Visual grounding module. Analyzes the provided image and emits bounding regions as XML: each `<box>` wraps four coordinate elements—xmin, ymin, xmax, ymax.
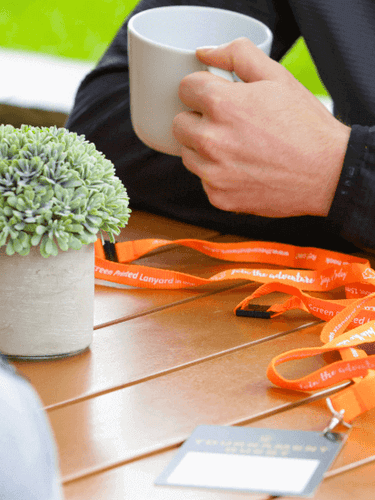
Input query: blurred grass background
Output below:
<box><xmin>0</xmin><ymin>0</ymin><xmax>328</xmax><ymax>96</ymax></box>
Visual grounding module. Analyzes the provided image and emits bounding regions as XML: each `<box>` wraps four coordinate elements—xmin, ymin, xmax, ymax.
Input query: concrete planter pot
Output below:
<box><xmin>0</xmin><ymin>243</ymin><xmax>94</xmax><ymax>359</ymax></box>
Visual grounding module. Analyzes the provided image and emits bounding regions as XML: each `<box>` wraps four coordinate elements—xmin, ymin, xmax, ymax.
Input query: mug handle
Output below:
<box><xmin>207</xmin><ymin>66</ymin><xmax>235</xmax><ymax>82</ymax></box>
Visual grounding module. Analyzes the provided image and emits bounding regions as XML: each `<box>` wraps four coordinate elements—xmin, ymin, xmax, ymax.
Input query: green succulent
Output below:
<box><xmin>0</xmin><ymin>124</ymin><xmax>131</xmax><ymax>257</ymax></box>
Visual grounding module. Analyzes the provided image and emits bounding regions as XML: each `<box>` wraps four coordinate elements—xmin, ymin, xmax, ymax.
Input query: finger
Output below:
<box><xmin>174</xmin><ymin>109</ymin><xmax>226</xmax><ymax>162</ymax></box>
<box><xmin>179</xmin><ymin>148</ymin><xmax>238</xmax><ymax>212</ymax></box>
<box><xmin>178</xmin><ymin>70</ymin><xmax>232</xmax><ymax>115</ymax></box>
<box><xmin>196</xmin><ymin>37</ymin><xmax>284</xmax><ymax>83</ymax></box>
<box><xmin>179</xmin><ymin>144</ymin><xmax>219</xmax><ymax>189</ymax></box>
<box><xmin>172</xmin><ymin>110</ymin><xmax>204</xmax><ymax>152</ymax></box>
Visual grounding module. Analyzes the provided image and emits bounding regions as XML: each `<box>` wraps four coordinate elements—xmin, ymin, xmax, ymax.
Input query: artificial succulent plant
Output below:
<box><xmin>0</xmin><ymin>124</ymin><xmax>130</xmax><ymax>257</ymax></box>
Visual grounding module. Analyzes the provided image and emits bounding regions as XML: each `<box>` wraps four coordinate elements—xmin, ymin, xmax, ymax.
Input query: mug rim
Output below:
<box><xmin>127</xmin><ymin>5</ymin><xmax>273</xmax><ymax>54</ymax></box>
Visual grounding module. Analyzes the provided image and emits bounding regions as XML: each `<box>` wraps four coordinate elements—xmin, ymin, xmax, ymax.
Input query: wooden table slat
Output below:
<box><xmin>46</xmin><ymin>324</ymin><xmax>345</xmax><ymax>482</ymax></box>
<box><xmin>8</xmin><ymin>208</ymin><xmax>374</xmax><ymax>499</ymax></box>
<box><xmin>14</xmin><ymin>287</ymin><xmax>318</xmax><ymax>408</ymax></box>
<box><xmin>63</xmin><ymin>447</ymin><xmax>268</xmax><ymax>500</ymax></box>
<box><xmin>115</xmin><ymin>210</ymin><xmax>220</xmax><ymax>242</ymax></box>
<box><xmin>62</xmin><ymin>396</ymin><xmax>375</xmax><ymax>499</ymax></box>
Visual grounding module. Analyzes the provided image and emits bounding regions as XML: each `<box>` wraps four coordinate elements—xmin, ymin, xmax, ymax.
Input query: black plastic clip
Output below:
<box><xmin>235</xmin><ymin>304</ymin><xmax>272</xmax><ymax>319</ymax></box>
<box><xmin>103</xmin><ymin>241</ymin><xmax>118</xmax><ymax>262</ymax></box>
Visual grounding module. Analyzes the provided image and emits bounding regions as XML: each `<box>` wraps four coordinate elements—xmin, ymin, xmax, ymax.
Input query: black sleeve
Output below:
<box><xmin>328</xmin><ymin>125</ymin><xmax>375</xmax><ymax>251</ymax></box>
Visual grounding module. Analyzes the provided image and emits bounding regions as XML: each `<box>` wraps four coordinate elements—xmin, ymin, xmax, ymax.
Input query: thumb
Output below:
<box><xmin>196</xmin><ymin>37</ymin><xmax>282</xmax><ymax>83</ymax></box>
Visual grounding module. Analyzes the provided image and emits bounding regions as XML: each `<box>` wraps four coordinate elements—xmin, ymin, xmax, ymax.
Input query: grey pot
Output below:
<box><xmin>0</xmin><ymin>243</ymin><xmax>94</xmax><ymax>359</ymax></box>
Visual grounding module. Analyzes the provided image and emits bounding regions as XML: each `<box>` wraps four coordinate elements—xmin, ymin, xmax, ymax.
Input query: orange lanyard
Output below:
<box><xmin>95</xmin><ymin>238</ymin><xmax>373</xmax><ymax>292</ymax></box>
<box><xmin>95</xmin><ymin>238</ymin><xmax>375</xmax><ymax>427</ymax></box>
<box><xmin>266</xmin><ymin>291</ymin><xmax>375</xmax><ymax>426</ymax></box>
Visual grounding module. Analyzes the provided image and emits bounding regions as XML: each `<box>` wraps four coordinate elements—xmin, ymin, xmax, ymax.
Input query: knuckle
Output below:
<box><xmin>231</xmin><ymin>37</ymin><xmax>250</xmax><ymax>51</ymax></box>
<box><xmin>277</xmin><ymin>62</ymin><xmax>297</xmax><ymax>84</ymax></box>
<box><xmin>171</xmin><ymin>115</ymin><xmax>180</xmax><ymax>136</ymax></box>
<box><xmin>180</xmin><ymin>71</ymin><xmax>208</xmax><ymax>96</ymax></box>
<box><xmin>204</xmin><ymin>185</ymin><xmax>236</xmax><ymax>212</ymax></box>
<box><xmin>204</xmin><ymin>188</ymin><xmax>225</xmax><ymax>210</ymax></box>
<box><xmin>204</xmin><ymin>89</ymin><xmax>227</xmax><ymax>118</ymax></box>
<box><xmin>195</xmin><ymin>129</ymin><xmax>220</xmax><ymax>160</ymax></box>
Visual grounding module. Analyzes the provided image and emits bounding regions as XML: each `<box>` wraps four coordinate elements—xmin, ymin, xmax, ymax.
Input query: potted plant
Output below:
<box><xmin>0</xmin><ymin>124</ymin><xmax>130</xmax><ymax>358</ymax></box>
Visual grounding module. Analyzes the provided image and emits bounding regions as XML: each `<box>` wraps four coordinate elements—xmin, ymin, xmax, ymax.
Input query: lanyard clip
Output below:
<box><xmin>323</xmin><ymin>397</ymin><xmax>352</xmax><ymax>436</ymax></box>
<box><xmin>103</xmin><ymin>241</ymin><xmax>118</xmax><ymax>262</ymax></box>
<box><xmin>235</xmin><ymin>304</ymin><xmax>272</xmax><ymax>319</ymax></box>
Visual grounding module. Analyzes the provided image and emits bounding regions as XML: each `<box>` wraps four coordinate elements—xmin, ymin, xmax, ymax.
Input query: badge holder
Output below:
<box><xmin>156</xmin><ymin>421</ymin><xmax>350</xmax><ymax>498</ymax></box>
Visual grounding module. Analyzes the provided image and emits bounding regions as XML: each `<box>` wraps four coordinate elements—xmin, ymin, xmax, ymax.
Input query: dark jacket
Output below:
<box><xmin>66</xmin><ymin>0</ymin><xmax>375</xmax><ymax>252</ymax></box>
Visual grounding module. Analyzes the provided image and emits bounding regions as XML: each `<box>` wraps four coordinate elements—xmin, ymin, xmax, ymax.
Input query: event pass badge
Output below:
<box><xmin>155</xmin><ymin>425</ymin><xmax>346</xmax><ymax>497</ymax></box>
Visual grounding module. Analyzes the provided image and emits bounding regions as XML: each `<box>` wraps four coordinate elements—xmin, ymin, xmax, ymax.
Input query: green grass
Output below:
<box><xmin>281</xmin><ymin>38</ymin><xmax>329</xmax><ymax>97</ymax></box>
<box><xmin>1</xmin><ymin>0</ymin><xmax>328</xmax><ymax>96</ymax></box>
<box><xmin>0</xmin><ymin>0</ymin><xmax>138</xmax><ymax>61</ymax></box>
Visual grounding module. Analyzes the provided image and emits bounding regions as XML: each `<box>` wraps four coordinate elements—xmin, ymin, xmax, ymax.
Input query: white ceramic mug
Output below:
<box><xmin>127</xmin><ymin>6</ymin><xmax>273</xmax><ymax>156</ymax></box>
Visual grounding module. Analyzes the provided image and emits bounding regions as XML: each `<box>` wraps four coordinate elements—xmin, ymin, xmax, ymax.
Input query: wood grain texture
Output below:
<box><xmin>14</xmin><ymin>286</ymin><xmax>317</xmax><ymax>408</ymax></box>
<box><xmin>63</xmin><ymin>398</ymin><xmax>375</xmax><ymax>499</ymax></box>
<box><xmin>47</xmin><ymin>324</ymin><xmax>341</xmax><ymax>482</ymax></box>
<box><xmin>9</xmin><ymin>210</ymin><xmax>374</xmax><ymax>500</ymax></box>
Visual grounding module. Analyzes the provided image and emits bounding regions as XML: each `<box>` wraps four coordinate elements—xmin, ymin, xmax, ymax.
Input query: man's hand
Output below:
<box><xmin>172</xmin><ymin>38</ymin><xmax>351</xmax><ymax>218</ymax></box>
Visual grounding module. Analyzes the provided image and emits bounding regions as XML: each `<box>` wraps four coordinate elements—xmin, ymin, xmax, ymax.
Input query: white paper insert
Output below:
<box><xmin>167</xmin><ymin>451</ymin><xmax>319</xmax><ymax>494</ymax></box>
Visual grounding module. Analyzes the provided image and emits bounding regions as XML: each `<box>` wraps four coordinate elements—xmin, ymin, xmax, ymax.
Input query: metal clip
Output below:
<box><xmin>323</xmin><ymin>397</ymin><xmax>352</xmax><ymax>436</ymax></box>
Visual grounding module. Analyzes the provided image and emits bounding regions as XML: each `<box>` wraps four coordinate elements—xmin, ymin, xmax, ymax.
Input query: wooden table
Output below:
<box><xmin>12</xmin><ymin>210</ymin><xmax>375</xmax><ymax>499</ymax></box>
